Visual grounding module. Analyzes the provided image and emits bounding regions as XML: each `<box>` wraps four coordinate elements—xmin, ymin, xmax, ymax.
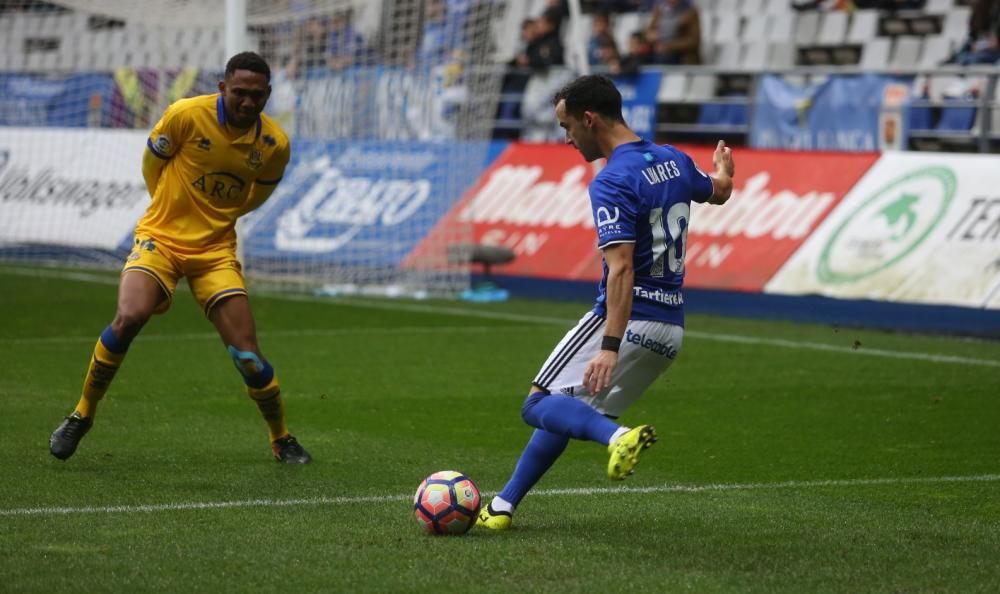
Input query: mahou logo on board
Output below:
<box><xmin>406</xmin><ymin>143</ymin><xmax>879</xmax><ymax>289</ymax></box>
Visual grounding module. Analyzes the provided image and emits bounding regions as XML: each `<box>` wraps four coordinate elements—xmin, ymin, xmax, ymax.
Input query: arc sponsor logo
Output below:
<box><xmin>275</xmin><ymin>156</ymin><xmax>431</xmax><ymax>253</ymax></box>
<box><xmin>817</xmin><ymin>166</ymin><xmax>956</xmax><ymax>284</ymax></box>
<box><xmin>192</xmin><ymin>172</ymin><xmax>247</xmax><ymax>201</ymax></box>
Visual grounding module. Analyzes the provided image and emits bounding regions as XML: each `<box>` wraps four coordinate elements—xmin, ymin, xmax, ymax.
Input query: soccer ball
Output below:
<box><xmin>413</xmin><ymin>470</ymin><xmax>482</xmax><ymax>535</ymax></box>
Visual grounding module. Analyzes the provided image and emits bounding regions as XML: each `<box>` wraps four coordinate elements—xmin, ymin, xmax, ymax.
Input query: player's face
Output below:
<box><xmin>219</xmin><ymin>70</ymin><xmax>271</xmax><ymax>129</ymax></box>
<box><xmin>555</xmin><ymin>100</ymin><xmax>600</xmax><ymax>162</ymax></box>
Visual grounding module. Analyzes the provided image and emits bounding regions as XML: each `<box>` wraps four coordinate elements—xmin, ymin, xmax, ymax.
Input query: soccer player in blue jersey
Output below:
<box><xmin>478</xmin><ymin>74</ymin><xmax>734</xmax><ymax>530</ymax></box>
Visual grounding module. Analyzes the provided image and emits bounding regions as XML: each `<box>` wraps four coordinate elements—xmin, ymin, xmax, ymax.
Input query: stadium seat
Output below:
<box><xmin>769</xmin><ymin>43</ymin><xmax>796</xmax><ymax>69</ymax></box>
<box><xmin>794</xmin><ymin>12</ymin><xmax>820</xmax><ymax>46</ymax></box>
<box><xmin>924</xmin><ymin>0</ymin><xmax>954</xmax><ymax>13</ymax></box>
<box><xmin>937</xmin><ymin>104</ymin><xmax>976</xmax><ymax>131</ymax></box>
<box><xmin>712</xmin><ymin>12</ymin><xmax>740</xmax><ymax>44</ymax></box>
<box><xmin>697</xmin><ymin>98</ymin><xmax>747</xmax><ymax>127</ymax></box>
<box><xmin>941</xmin><ymin>8</ymin><xmax>972</xmax><ymax>44</ymax></box>
<box><xmin>658</xmin><ymin>72</ymin><xmax>689</xmax><ymax>102</ymax></box>
<box><xmin>890</xmin><ymin>36</ymin><xmax>922</xmax><ymax>70</ymax></box>
<box><xmin>739</xmin><ymin>0</ymin><xmax>765</xmax><ymax>16</ymax></box>
<box><xmin>817</xmin><ymin>11</ymin><xmax>848</xmax><ymax>46</ymax></box>
<box><xmin>742</xmin><ymin>41</ymin><xmax>769</xmax><ymax>70</ymax></box>
<box><xmin>743</xmin><ymin>15</ymin><xmax>770</xmax><ymax>42</ymax></box>
<box><xmin>715</xmin><ymin>42</ymin><xmax>743</xmax><ymax>69</ymax></box>
<box><xmin>920</xmin><ymin>36</ymin><xmax>953</xmax><ymax>68</ymax></box>
<box><xmin>766</xmin><ymin>12</ymin><xmax>795</xmax><ymax>42</ymax></box>
<box><xmin>847</xmin><ymin>10</ymin><xmax>879</xmax><ymax>45</ymax></box>
<box><xmin>686</xmin><ymin>73</ymin><xmax>717</xmax><ymax>101</ymax></box>
<box><xmin>762</xmin><ymin>0</ymin><xmax>788</xmax><ymax>14</ymax></box>
<box><xmin>908</xmin><ymin>104</ymin><xmax>935</xmax><ymax>131</ymax></box>
<box><xmin>860</xmin><ymin>38</ymin><xmax>891</xmax><ymax>70</ymax></box>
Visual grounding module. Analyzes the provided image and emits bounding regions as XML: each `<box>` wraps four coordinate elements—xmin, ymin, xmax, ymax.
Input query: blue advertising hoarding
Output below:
<box><xmin>613</xmin><ymin>70</ymin><xmax>662</xmax><ymax>141</ymax></box>
<box><xmin>240</xmin><ymin>139</ymin><xmax>507</xmax><ymax>271</ymax></box>
<box><xmin>0</xmin><ymin>73</ymin><xmax>114</xmax><ymax>127</ymax></box>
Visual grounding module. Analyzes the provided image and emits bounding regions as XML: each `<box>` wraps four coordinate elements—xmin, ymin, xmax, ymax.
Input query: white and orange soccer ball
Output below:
<box><xmin>413</xmin><ymin>470</ymin><xmax>482</xmax><ymax>535</ymax></box>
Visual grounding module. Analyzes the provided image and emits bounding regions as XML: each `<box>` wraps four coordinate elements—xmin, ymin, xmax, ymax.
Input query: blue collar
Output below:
<box><xmin>216</xmin><ymin>94</ymin><xmax>262</xmax><ymax>141</ymax></box>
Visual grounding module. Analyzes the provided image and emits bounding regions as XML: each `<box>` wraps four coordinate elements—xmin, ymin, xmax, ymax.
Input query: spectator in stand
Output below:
<box><xmin>326</xmin><ymin>9</ymin><xmax>366</xmax><ymax>70</ymax></box>
<box><xmin>515</xmin><ymin>11</ymin><xmax>564</xmax><ymax>71</ymax></box>
<box><xmin>419</xmin><ymin>0</ymin><xmax>460</xmax><ymax>65</ymax></box>
<box><xmin>622</xmin><ymin>31</ymin><xmax>652</xmax><ymax>72</ymax></box>
<box><xmin>543</xmin><ymin>0</ymin><xmax>570</xmax><ymax>30</ymax></box>
<box><xmin>286</xmin><ymin>16</ymin><xmax>327</xmax><ymax>78</ymax></box>
<box><xmin>625</xmin><ymin>30</ymin><xmax>654</xmax><ymax>66</ymax></box>
<box><xmin>511</xmin><ymin>18</ymin><xmax>537</xmax><ymax>65</ymax></box>
<box><xmin>645</xmin><ymin>0</ymin><xmax>702</xmax><ymax>65</ymax></box>
<box><xmin>953</xmin><ymin>0</ymin><xmax>1000</xmax><ymax>65</ymax></box>
<box><xmin>594</xmin><ymin>0</ymin><xmax>647</xmax><ymax>12</ymax></box>
<box><xmin>588</xmin><ymin>12</ymin><xmax>613</xmax><ymax>66</ymax></box>
<box><xmin>595</xmin><ymin>33</ymin><xmax>643</xmax><ymax>78</ymax></box>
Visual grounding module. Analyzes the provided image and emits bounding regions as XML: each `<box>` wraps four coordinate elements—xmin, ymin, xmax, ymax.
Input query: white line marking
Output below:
<box><xmin>682</xmin><ymin>331</ymin><xmax>1000</xmax><ymax>368</ymax></box>
<box><xmin>1</xmin><ymin>266</ymin><xmax>120</xmax><ymax>286</ymax></box>
<box><xmin>2</xmin><ymin>474</ymin><xmax>997</xmax><ymax>518</ymax></box>
<box><xmin>0</xmin><ymin>325</ymin><xmax>533</xmax><ymax>346</ymax></box>
<box><xmin>3</xmin><ymin>266</ymin><xmax>998</xmax><ymax>368</ymax></box>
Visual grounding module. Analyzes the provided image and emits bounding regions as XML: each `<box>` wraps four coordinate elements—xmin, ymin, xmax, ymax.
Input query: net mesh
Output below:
<box><xmin>0</xmin><ymin>0</ymin><xmax>508</xmax><ymax>297</ymax></box>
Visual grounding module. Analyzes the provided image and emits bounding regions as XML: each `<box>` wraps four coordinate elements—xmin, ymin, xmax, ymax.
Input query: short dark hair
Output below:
<box><xmin>552</xmin><ymin>74</ymin><xmax>625</xmax><ymax>123</ymax></box>
<box><xmin>225</xmin><ymin>51</ymin><xmax>271</xmax><ymax>82</ymax></box>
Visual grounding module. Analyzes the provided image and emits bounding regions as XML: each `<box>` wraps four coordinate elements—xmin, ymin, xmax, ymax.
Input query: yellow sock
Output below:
<box><xmin>75</xmin><ymin>336</ymin><xmax>127</xmax><ymax>419</ymax></box>
<box><xmin>247</xmin><ymin>375</ymin><xmax>288</xmax><ymax>442</ymax></box>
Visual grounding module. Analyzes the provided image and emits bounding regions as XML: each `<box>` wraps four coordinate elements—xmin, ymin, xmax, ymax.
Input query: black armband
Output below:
<box><xmin>601</xmin><ymin>335</ymin><xmax>622</xmax><ymax>352</ymax></box>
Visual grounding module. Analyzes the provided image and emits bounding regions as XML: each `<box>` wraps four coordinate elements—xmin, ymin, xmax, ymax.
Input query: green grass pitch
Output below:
<box><xmin>1</xmin><ymin>265</ymin><xmax>998</xmax><ymax>593</ymax></box>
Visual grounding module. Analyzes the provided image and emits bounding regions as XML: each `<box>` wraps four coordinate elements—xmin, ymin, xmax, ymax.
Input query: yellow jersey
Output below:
<box><xmin>137</xmin><ymin>94</ymin><xmax>290</xmax><ymax>252</ymax></box>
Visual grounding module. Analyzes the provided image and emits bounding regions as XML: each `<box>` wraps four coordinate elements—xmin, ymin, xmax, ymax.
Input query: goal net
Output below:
<box><xmin>0</xmin><ymin>0</ymin><xmax>507</xmax><ymax>297</ymax></box>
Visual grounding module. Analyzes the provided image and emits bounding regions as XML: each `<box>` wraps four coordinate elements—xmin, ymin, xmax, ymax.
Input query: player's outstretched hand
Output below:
<box><xmin>713</xmin><ymin>140</ymin><xmax>734</xmax><ymax>178</ymax></box>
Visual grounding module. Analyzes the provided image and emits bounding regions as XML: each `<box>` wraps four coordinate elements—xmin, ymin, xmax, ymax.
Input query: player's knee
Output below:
<box><xmin>520</xmin><ymin>391</ymin><xmax>548</xmax><ymax>424</ymax></box>
<box><xmin>111</xmin><ymin>309</ymin><xmax>151</xmax><ymax>339</ymax></box>
<box><xmin>227</xmin><ymin>345</ymin><xmax>274</xmax><ymax>388</ymax></box>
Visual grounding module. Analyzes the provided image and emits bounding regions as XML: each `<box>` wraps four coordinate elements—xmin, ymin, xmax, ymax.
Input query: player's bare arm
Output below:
<box><xmin>708</xmin><ymin>139</ymin><xmax>734</xmax><ymax>205</ymax></box>
<box><xmin>584</xmin><ymin>241</ymin><xmax>635</xmax><ymax>395</ymax></box>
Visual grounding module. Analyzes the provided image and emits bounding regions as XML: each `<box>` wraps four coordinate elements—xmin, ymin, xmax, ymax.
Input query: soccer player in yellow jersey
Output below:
<box><xmin>49</xmin><ymin>52</ymin><xmax>311</xmax><ymax>464</ymax></box>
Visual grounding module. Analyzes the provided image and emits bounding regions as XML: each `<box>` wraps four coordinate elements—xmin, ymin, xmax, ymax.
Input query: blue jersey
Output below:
<box><xmin>590</xmin><ymin>140</ymin><xmax>714</xmax><ymax>326</ymax></box>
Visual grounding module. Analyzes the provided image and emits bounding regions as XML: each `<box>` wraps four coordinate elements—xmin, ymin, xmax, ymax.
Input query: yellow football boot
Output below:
<box><xmin>476</xmin><ymin>502</ymin><xmax>513</xmax><ymax>531</ymax></box>
<box><xmin>607</xmin><ymin>424</ymin><xmax>657</xmax><ymax>480</ymax></box>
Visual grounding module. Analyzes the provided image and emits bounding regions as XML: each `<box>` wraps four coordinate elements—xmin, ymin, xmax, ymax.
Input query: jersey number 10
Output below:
<box><xmin>649</xmin><ymin>204</ymin><xmax>690</xmax><ymax>278</ymax></box>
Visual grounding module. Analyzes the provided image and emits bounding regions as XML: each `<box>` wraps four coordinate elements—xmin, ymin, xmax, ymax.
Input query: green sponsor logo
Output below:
<box><xmin>818</xmin><ymin>167</ymin><xmax>956</xmax><ymax>284</ymax></box>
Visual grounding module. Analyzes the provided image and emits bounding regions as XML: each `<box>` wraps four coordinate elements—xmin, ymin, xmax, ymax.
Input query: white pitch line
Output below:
<box><xmin>0</xmin><ymin>325</ymin><xmax>534</xmax><ymax>346</ymax></box>
<box><xmin>2</xmin><ymin>474</ymin><xmax>998</xmax><ymax>518</ymax></box>
<box><xmin>682</xmin><ymin>331</ymin><xmax>1000</xmax><ymax>368</ymax></box>
<box><xmin>1</xmin><ymin>266</ymin><xmax>120</xmax><ymax>286</ymax></box>
<box><xmin>3</xmin><ymin>266</ymin><xmax>999</xmax><ymax>368</ymax></box>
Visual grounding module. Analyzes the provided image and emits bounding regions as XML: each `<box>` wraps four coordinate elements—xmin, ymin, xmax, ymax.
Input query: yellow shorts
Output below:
<box><xmin>122</xmin><ymin>235</ymin><xmax>248</xmax><ymax>316</ymax></box>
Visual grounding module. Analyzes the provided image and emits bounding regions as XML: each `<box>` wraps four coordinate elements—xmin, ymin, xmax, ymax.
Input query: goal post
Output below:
<box><xmin>0</xmin><ymin>0</ymin><xmax>509</xmax><ymax>297</ymax></box>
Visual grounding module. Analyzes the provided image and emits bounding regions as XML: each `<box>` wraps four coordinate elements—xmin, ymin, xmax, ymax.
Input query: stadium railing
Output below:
<box><xmin>493</xmin><ymin>64</ymin><xmax>1000</xmax><ymax>154</ymax></box>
